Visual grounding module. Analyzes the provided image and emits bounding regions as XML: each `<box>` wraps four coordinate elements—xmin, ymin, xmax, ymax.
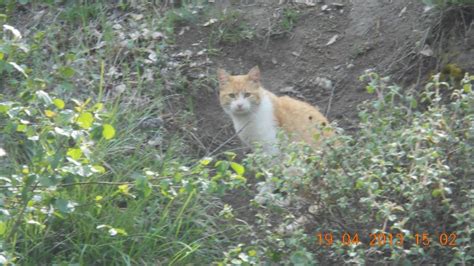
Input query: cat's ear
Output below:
<box><xmin>217</xmin><ymin>68</ymin><xmax>230</xmax><ymax>87</ymax></box>
<box><xmin>248</xmin><ymin>66</ymin><xmax>260</xmax><ymax>82</ymax></box>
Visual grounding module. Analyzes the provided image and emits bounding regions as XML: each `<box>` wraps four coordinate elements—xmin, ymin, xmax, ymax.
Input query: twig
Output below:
<box><xmin>324</xmin><ymin>80</ymin><xmax>340</xmax><ymax>117</ymax></box>
<box><xmin>0</xmin><ymin>181</ymin><xmax>133</xmax><ymax>189</ymax></box>
<box><xmin>6</xmin><ymin>182</ymin><xmax>39</xmax><ymax>242</ymax></box>
<box><xmin>202</xmin><ymin>120</ymin><xmax>250</xmax><ymax>159</ymax></box>
<box><xmin>181</xmin><ymin>126</ymin><xmax>207</xmax><ymax>152</ymax></box>
<box><xmin>206</xmin><ymin>125</ymin><xmax>232</xmax><ymax>154</ymax></box>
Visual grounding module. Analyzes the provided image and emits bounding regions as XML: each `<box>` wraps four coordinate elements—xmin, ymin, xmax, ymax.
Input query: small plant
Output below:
<box><xmin>162</xmin><ymin>7</ymin><xmax>198</xmax><ymax>36</ymax></box>
<box><xmin>280</xmin><ymin>8</ymin><xmax>299</xmax><ymax>31</ymax></box>
<box><xmin>59</xmin><ymin>1</ymin><xmax>104</xmax><ymax>26</ymax></box>
<box><xmin>209</xmin><ymin>10</ymin><xmax>254</xmax><ymax>46</ymax></box>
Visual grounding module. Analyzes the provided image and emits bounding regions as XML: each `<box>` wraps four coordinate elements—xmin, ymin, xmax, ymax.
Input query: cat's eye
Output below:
<box><xmin>228</xmin><ymin>93</ymin><xmax>236</xmax><ymax>98</ymax></box>
<box><xmin>244</xmin><ymin>93</ymin><xmax>252</xmax><ymax>98</ymax></box>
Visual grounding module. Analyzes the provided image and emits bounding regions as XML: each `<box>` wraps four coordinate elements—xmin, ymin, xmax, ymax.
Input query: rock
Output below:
<box><xmin>140</xmin><ymin>117</ymin><xmax>164</xmax><ymax>129</ymax></box>
<box><xmin>294</xmin><ymin>0</ymin><xmax>318</xmax><ymax>7</ymax></box>
<box><xmin>203</xmin><ymin>18</ymin><xmax>218</xmax><ymax>27</ymax></box>
<box><xmin>420</xmin><ymin>45</ymin><xmax>434</xmax><ymax>57</ymax></box>
<box><xmin>254</xmin><ymin>181</ymin><xmax>290</xmax><ymax>207</ymax></box>
<box><xmin>196</xmin><ymin>49</ymin><xmax>207</xmax><ymax>56</ymax></box>
<box><xmin>283</xmin><ymin>165</ymin><xmax>305</xmax><ymax>177</ymax></box>
<box><xmin>280</xmin><ymin>86</ymin><xmax>298</xmax><ymax>94</ymax></box>
<box><xmin>177</xmin><ymin>50</ymin><xmax>193</xmax><ymax>58</ymax></box>
<box><xmin>277</xmin><ymin>215</ymin><xmax>310</xmax><ymax>235</ymax></box>
<box><xmin>308</xmin><ymin>204</ymin><xmax>319</xmax><ymax>214</ymax></box>
<box><xmin>130</xmin><ymin>13</ymin><xmax>144</xmax><ymax>21</ymax></box>
<box><xmin>326</xmin><ymin>34</ymin><xmax>339</xmax><ymax>46</ymax></box>
<box><xmin>115</xmin><ymin>84</ymin><xmax>126</xmax><ymax>94</ymax></box>
<box><xmin>346</xmin><ymin>63</ymin><xmax>354</xmax><ymax>69</ymax></box>
<box><xmin>314</xmin><ymin>77</ymin><xmax>333</xmax><ymax>90</ymax></box>
<box><xmin>330</xmin><ymin>2</ymin><xmax>344</xmax><ymax>9</ymax></box>
<box><xmin>147</xmin><ymin>135</ymin><xmax>163</xmax><ymax>146</ymax></box>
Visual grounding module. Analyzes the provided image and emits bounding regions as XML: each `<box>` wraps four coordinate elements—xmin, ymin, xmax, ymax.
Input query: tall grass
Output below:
<box><xmin>0</xmin><ymin>1</ymin><xmax>246</xmax><ymax>264</ymax></box>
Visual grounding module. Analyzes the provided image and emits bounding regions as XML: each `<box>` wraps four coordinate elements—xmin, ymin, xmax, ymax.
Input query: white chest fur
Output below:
<box><xmin>230</xmin><ymin>94</ymin><xmax>279</xmax><ymax>154</ymax></box>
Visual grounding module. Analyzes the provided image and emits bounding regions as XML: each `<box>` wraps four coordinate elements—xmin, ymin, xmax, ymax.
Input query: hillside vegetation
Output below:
<box><xmin>0</xmin><ymin>1</ymin><xmax>473</xmax><ymax>265</ymax></box>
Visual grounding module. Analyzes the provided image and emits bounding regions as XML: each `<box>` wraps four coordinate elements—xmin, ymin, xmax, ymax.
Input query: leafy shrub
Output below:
<box><xmin>230</xmin><ymin>72</ymin><xmax>474</xmax><ymax>265</ymax></box>
<box><xmin>0</xmin><ymin>19</ymin><xmax>247</xmax><ymax>264</ymax></box>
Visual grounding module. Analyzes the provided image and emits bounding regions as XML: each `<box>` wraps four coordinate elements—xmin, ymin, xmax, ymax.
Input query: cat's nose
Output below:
<box><xmin>236</xmin><ymin>103</ymin><xmax>243</xmax><ymax>109</ymax></box>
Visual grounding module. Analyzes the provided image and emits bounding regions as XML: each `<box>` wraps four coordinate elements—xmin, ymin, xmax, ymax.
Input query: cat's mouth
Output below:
<box><xmin>232</xmin><ymin>109</ymin><xmax>251</xmax><ymax>115</ymax></box>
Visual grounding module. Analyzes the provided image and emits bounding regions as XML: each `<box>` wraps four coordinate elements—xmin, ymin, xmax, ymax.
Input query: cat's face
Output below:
<box><xmin>217</xmin><ymin>66</ymin><xmax>262</xmax><ymax>116</ymax></box>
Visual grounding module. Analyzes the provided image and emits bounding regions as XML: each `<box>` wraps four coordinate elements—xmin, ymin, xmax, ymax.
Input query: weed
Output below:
<box><xmin>280</xmin><ymin>7</ymin><xmax>299</xmax><ymax>31</ymax></box>
<box><xmin>208</xmin><ymin>10</ymin><xmax>254</xmax><ymax>47</ymax></box>
<box><xmin>0</xmin><ymin>3</ymin><xmax>248</xmax><ymax>264</ymax></box>
<box><xmin>162</xmin><ymin>7</ymin><xmax>198</xmax><ymax>36</ymax></box>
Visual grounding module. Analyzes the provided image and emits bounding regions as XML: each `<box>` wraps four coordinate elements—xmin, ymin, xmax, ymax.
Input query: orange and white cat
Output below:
<box><xmin>217</xmin><ymin>66</ymin><xmax>333</xmax><ymax>154</ymax></box>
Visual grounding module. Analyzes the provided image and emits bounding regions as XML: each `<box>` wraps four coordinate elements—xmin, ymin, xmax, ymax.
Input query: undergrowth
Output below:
<box><xmin>0</xmin><ymin>1</ymin><xmax>247</xmax><ymax>264</ymax></box>
<box><xmin>223</xmin><ymin>72</ymin><xmax>474</xmax><ymax>265</ymax></box>
<box><xmin>0</xmin><ymin>1</ymin><xmax>473</xmax><ymax>265</ymax></box>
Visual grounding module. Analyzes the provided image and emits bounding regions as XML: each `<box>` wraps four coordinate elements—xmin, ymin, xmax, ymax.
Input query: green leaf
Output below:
<box><xmin>366</xmin><ymin>85</ymin><xmax>375</xmax><ymax>94</ymax></box>
<box><xmin>355</xmin><ymin>179</ymin><xmax>365</xmax><ymax>189</ymax></box>
<box><xmin>76</xmin><ymin>112</ymin><xmax>94</xmax><ymax>129</ymax></box>
<box><xmin>102</xmin><ymin>124</ymin><xmax>115</xmax><ymax>140</ymax></box>
<box><xmin>230</xmin><ymin>162</ymin><xmax>245</xmax><ymax>176</ymax></box>
<box><xmin>54</xmin><ymin>127</ymin><xmax>71</xmax><ymax>137</ymax></box>
<box><xmin>0</xmin><ymin>52</ymin><xmax>4</xmax><ymax>61</ymax></box>
<box><xmin>0</xmin><ymin>103</ymin><xmax>10</xmax><ymax>113</ymax></box>
<box><xmin>118</xmin><ymin>184</ymin><xmax>129</xmax><ymax>194</ymax></box>
<box><xmin>93</xmin><ymin>102</ymin><xmax>104</xmax><ymax>112</ymax></box>
<box><xmin>432</xmin><ymin>188</ymin><xmax>442</xmax><ymax>197</ymax></box>
<box><xmin>200</xmin><ymin>157</ymin><xmax>212</xmax><ymax>166</ymax></box>
<box><xmin>44</xmin><ymin>110</ymin><xmax>56</xmax><ymax>117</ymax></box>
<box><xmin>39</xmin><ymin>175</ymin><xmax>55</xmax><ymax>187</ymax></box>
<box><xmin>35</xmin><ymin>90</ymin><xmax>53</xmax><ymax>105</ymax></box>
<box><xmin>55</xmin><ymin>198</ymin><xmax>75</xmax><ymax>214</ymax></box>
<box><xmin>92</xmin><ymin>165</ymin><xmax>106</xmax><ymax>173</ymax></box>
<box><xmin>135</xmin><ymin>175</ymin><xmax>152</xmax><ymax>198</ymax></box>
<box><xmin>463</xmin><ymin>83</ymin><xmax>472</xmax><ymax>93</ymax></box>
<box><xmin>67</xmin><ymin>148</ymin><xmax>82</xmax><ymax>160</ymax></box>
<box><xmin>16</xmin><ymin>124</ymin><xmax>27</xmax><ymax>132</ymax></box>
<box><xmin>8</xmin><ymin>62</ymin><xmax>28</xmax><ymax>77</ymax></box>
<box><xmin>290</xmin><ymin>250</ymin><xmax>312</xmax><ymax>265</ymax></box>
<box><xmin>248</xmin><ymin>250</ymin><xmax>257</xmax><ymax>257</ymax></box>
<box><xmin>215</xmin><ymin>161</ymin><xmax>229</xmax><ymax>174</ymax></box>
<box><xmin>66</xmin><ymin>53</ymin><xmax>76</xmax><ymax>61</ymax></box>
<box><xmin>53</xmin><ymin>98</ymin><xmax>65</xmax><ymax>109</ymax></box>
<box><xmin>59</xmin><ymin>66</ymin><xmax>75</xmax><ymax>78</ymax></box>
<box><xmin>0</xmin><ymin>221</ymin><xmax>6</xmax><ymax>236</ymax></box>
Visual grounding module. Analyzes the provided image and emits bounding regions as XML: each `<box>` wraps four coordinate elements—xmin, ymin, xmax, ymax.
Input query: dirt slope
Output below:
<box><xmin>171</xmin><ymin>0</ymin><xmax>437</xmax><ymax>154</ymax></box>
